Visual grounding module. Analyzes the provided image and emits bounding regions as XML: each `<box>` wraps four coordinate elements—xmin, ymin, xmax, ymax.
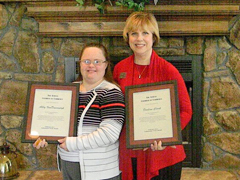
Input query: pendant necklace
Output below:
<box><xmin>136</xmin><ymin>65</ymin><xmax>147</xmax><ymax>79</ymax></box>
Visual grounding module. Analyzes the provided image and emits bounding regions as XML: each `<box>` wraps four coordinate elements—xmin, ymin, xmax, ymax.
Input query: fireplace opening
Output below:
<box><xmin>65</xmin><ymin>55</ymin><xmax>203</xmax><ymax>167</ymax></box>
<box><xmin>162</xmin><ymin>55</ymin><xmax>203</xmax><ymax>167</ymax></box>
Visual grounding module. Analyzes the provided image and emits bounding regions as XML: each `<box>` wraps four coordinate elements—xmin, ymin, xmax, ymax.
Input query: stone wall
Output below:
<box><xmin>0</xmin><ymin>2</ymin><xmax>240</xmax><ymax>170</ymax></box>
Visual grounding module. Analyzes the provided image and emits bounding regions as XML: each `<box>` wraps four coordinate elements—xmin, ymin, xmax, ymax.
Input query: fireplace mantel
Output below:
<box><xmin>1</xmin><ymin>1</ymin><xmax>240</xmax><ymax>37</ymax></box>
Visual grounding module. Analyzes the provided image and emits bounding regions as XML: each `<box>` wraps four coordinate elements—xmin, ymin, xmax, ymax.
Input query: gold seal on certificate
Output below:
<box><xmin>125</xmin><ymin>80</ymin><xmax>182</xmax><ymax>149</ymax></box>
<box><xmin>22</xmin><ymin>82</ymin><xmax>79</xmax><ymax>144</ymax></box>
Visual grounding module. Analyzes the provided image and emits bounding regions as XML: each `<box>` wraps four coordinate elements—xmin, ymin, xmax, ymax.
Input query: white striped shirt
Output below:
<box><xmin>58</xmin><ymin>80</ymin><xmax>125</xmax><ymax>180</ymax></box>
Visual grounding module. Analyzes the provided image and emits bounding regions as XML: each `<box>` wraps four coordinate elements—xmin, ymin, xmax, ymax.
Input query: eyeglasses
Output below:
<box><xmin>80</xmin><ymin>59</ymin><xmax>107</xmax><ymax>66</ymax></box>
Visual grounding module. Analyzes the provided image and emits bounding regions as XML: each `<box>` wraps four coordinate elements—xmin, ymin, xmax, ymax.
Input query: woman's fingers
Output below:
<box><xmin>151</xmin><ymin>141</ymin><xmax>166</xmax><ymax>151</ymax></box>
<box><xmin>33</xmin><ymin>138</ymin><xmax>48</xmax><ymax>149</ymax></box>
<box><xmin>33</xmin><ymin>138</ymin><xmax>41</xmax><ymax>148</ymax></box>
<box><xmin>150</xmin><ymin>141</ymin><xmax>157</xmax><ymax>151</ymax></box>
<box><xmin>133</xmin><ymin>141</ymin><xmax>176</xmax><ymax>152</ymax></box>
<box><xmin>157</xmin><ymin>141</ymin><xmax>166</xmax><ymax>150</ymax></box>
<box><xmin>41</xmin><ymin>139</ymin><xmax>48</xmax><ymax>147</ymax></box>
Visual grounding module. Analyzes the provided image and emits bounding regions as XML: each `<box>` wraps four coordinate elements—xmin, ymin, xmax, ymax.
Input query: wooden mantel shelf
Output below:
<box><xmin>1</xmin><ymin>1</ymin><xmax>240</xmax><ymax>37</ymax></box>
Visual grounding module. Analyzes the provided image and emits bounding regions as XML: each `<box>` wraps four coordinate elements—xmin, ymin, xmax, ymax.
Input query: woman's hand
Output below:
<box><xmin>58</xmin><ymin>138</ymin><xmax>69</xmax><ymax>151</ymax></box>
<box><xmin>133</xmin><ymin>141</ymin><xmax>176</xmax><ymax>151</ymax></box>
<box><xmin>150</xmin><ymin>141</ymin><xmax>176</xmax><ymax>151</ymax></box>
<box><xmin>33</xmin><ymin>138</ymin><xmax>48</xmax><ymax>149</ymax></box>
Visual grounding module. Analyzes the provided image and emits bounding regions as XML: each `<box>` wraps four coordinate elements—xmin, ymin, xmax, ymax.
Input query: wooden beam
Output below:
<box><xmin>38</xmin><ymin>20</ymin><xmax>230</xmax><ymax>37</ymax></box>
<box><xmin>23</xmin><ymin>4</ymin><xmax>240</xmax><ymax>37</ymax></box>
<box><xmin>27</xmin><ymin>5</ymin><xmax>240</xmax><ymax>17</ymax></box>
<box><xmin>146</xmin><ymin>5</ymin><xmax>240</xmax><ymax>13</ymax></box>
<box><xmin>159</xmin><ymin>21</ymin><xmax>230</xmax><ymax>36</ymax></box>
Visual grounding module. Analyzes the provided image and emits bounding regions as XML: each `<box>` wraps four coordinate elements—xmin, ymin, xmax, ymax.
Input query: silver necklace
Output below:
<box><xmin>136</xmin><ymin>65</ymin><xmax>147</xmax><ymax>79</ymax></box>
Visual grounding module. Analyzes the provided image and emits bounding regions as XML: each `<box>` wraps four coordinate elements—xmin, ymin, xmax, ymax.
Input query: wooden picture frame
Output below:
<box><xmin>22</xmin><ymin>82</ymin><xmax>79</xmax><ymax>144</ymax></box>
<box><xmin>125</xmin><ymin>80</ymin><xmax>182</xmax><ymax>149</ymax></box>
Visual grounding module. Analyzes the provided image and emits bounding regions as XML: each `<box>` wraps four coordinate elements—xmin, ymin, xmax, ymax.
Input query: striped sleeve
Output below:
<box><xmin>66</xmin><ymin>88</ymin><xmax>125</xmax><ymax>151</ymax></box>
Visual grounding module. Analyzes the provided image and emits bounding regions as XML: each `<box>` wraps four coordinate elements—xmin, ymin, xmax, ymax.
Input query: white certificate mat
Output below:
<box><xmin>31</xmin><ymin>89</ymin><xmax>72</xmax><ymax>137</ymax></box>
<box><xmin>125</xmin><ymin>80</ymin><xmax>182</xmax><ymax>149</ymax></box>
<box><xmin>133</xmin><ymin>89</ymin><xmax>173</xmax><ymax>141</ymax></box>
<box><xmin>22</xmin><ymin>82</ymin><xmax>79</xmax><ymax>144</ymax></box>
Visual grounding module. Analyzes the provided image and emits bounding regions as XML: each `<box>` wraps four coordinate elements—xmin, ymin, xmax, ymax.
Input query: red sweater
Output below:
<box><xmin>113</xmin><ymin>50</ymin><xmax>192</xmax><ymax>180</ymax></box>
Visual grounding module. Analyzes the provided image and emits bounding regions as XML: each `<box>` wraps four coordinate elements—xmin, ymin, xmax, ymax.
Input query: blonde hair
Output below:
<box><xmin>123</xmin><ymin>11</ymin><xmax>160</xmax><ymax>46</ymax></box>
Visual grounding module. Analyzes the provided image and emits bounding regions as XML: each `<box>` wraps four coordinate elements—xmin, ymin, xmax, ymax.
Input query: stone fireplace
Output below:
<box><xmin>0</xmin><ymin>0</ymin><xmax>240</xmax><ymax>171</ymax></box>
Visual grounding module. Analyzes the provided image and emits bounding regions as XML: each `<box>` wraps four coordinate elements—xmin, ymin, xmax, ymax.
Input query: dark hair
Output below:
<box><xmin>76</xmin><ymin>43</ymin><xmax>118</xmax><ymax>87</ymax></box>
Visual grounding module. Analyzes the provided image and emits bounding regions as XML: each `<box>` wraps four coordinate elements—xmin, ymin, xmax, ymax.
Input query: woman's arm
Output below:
<box><xmin>65</xmin><ymin>89</ymin><xmax>125</xmax><ymax>151</ymax></box>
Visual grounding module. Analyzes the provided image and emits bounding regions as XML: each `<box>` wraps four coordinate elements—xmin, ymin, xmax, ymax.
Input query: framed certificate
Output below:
<box><xmin>125</xmin><ymin>80</ymin><xmax>182</xmax><ymax>149</ymax></box>
<box><xmin>22</xmin><ymin>82</ymin><xmax>79</xmax><ymax>144</ymax></box>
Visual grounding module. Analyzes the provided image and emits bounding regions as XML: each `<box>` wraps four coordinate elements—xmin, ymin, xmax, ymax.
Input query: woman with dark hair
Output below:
<box><xmin>113</xmin><ymin>12</ymin><xmax>192</xmax><ymax>180</ymax></box>
<box><xmin>34</xmin><ymin>43</ymin><xmax>125</xmax><ymax>180</ymax></box>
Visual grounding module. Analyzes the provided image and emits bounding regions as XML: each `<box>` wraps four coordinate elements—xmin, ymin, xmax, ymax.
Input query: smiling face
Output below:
<box><xmin>128</xmin><ymin>28</ymin><xmax>154</xmax><ymax>58</ymax></box>
<box><xmin>80</xmin><ymin>47</ymin><xmax>108</xmax><ymax>85</ymax></box>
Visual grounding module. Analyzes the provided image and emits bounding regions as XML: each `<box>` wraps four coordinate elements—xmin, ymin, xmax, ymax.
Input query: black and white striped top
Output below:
<box><xmin>78</xmin><ymin>88</ymin><xmax>125</xmax><ymax>129</ymax></box>
<box><xmin>59</xmin><ymin>80</ymin><xmax>125</xmax><ymax>180</ymax></box>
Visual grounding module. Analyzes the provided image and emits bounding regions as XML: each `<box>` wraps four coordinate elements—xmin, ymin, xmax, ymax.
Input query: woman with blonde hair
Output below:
<box><xmin>114</xmin><ymin>12</ymin><xmax>192</xmax><ymax>180</ymax></box>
